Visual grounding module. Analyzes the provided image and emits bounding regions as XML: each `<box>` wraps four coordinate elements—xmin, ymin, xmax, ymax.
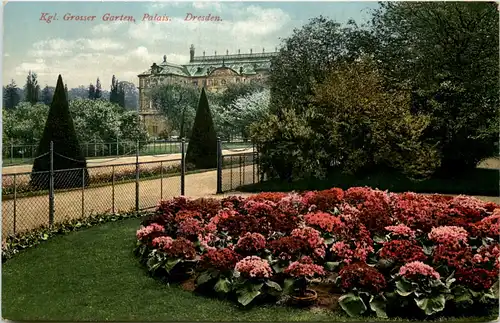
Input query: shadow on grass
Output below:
<box><xmin>239</xmin><ymin>168</ymin><xmax>499</xmax><ymax>197</ymax></box>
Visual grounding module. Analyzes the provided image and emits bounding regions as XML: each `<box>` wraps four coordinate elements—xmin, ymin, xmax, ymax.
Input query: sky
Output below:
<box><xmin>3</xmin><ymin>1</ymin><xmax>379</xmax><ymax>89</ymax></box>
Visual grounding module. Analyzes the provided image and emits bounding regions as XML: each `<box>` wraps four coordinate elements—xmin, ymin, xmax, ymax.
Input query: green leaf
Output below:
<box><xmin>265</xmin><ymin>280</ymin><xmax>282</xmax><ymax>292</ymax></box>
<box><xmin>373</xmin><ymin>235</ymin><xmax>386</xmax><ymax>244</ymax></box>
<box><xmin>369</xmin><ymin>295</ymin><xmax>388</xmax><ymax>319</ymax></box>
<box><xmin>415</xmin><ymin>295</ymin><xmax>446</xmax><ymax>316</ymax></box>
<box><xmin>163</xmin><ymin>258</ymin><xmax>181</xmax><ymax>274</ymax></box>
<box><xmin>41</xmin><ymin>233</ymin><xmax>49</xmax><ymax>240</ymax></box>
<box><xmin>272</xmin><ymin>263</ymin><xmax>284</xmax><ymax>273</ymax></box>
<box><xmin>214</xmin><ymin>278</ymin><xmax>232</xmax><ymax>294</ymax></box>
<box><xmin>396</xmin><ymin>280</ymin><xmax>413</xmax><ymax>296</ymax></box>
<box><xmin>237</xmin><ymin>289</ymin><xmax>261</xmax><ymax>306</ymax></box>
<box><xmin>338</xmin><ymin>293</ymin><xmax>367</xmax><ymax>317</ymax></box>
<box><xmin>283</xmin><ymin>278</ymin><xmax>296</xmax><ymax>295</ymax></box>
<box><xmin>324</xmin><ymin>238</ymin><xmax>335</xmax><ymax>245</ymax></box>
<box><xmin>325</xmin><ymin>262</ymin><xmax>340</xmax><ymax>271</ymax></box>
<box><xmin>196</xmin><ymin>271</ymin><xmax>214</xmax><ymax>286</ymax></box>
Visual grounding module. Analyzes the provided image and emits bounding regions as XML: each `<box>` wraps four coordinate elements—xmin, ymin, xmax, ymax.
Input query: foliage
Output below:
<box><xmin>185</xmin><ymin>88</ymin><xmax>218</xmax><ymax>169</ymax></box>
<box><xmin>95</xmin><ymin>77</ymin><xmax>102</xmax><ymax>99</ymax></box>
<box><xmin>149</xmin><ymin>83</ymin><xmax>200</xmax><ymax>138</ymax></box>
<box><xmin>134</xmin><ymin>189</ymin><xmax>499</xmax><ymax>317</ymax></box>
<box><xmin>41</xmin><ymin>85</ymin><xmax>54</xmax><ymax>105</ymax></box>
<box><xmin>2</xmin><ymin>102</ymin><xmax>49</xmax><ymax>146</ymax></box>
<box><xmin>2</xmin><ymin>210</ymin><xmax>152</xmax><ymax>262</ymax></box>
<box><xmin>24</xmin><ymin>71</ymin><xmax>40</xmax><ymax>105</ymax></box>
<box><xmin>370</xmin><ymin>2</ymin><xmax>499</xmax><ymax>172</ymax></box>
<box><xmin>88</xmin><ymin>83</ymin><xmax>96</xmax><ymax>99</ymax></box>
<box><xmin>3</xmin><ymin>79</ymin><xmax>21</xmax><ymax>110</ymax></box>
<box><xmin>31</xmin><ymin>75</ymin><xmax>90</xmax><ymax>190</ymax></box>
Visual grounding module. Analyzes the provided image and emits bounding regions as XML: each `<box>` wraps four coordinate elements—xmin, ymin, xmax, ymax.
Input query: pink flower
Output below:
<box><xmin>235</xmin><ymin>232</ymin><xmax>267</xmax><ymax>254</ymax></box>
<box><xmin>314</xmin><ymin>247</ymin><xmax>326</xmax><ymax>258</ymax></box>
<box><xmin>284</xmin><ymin>256</ymin><xmax>326</xmax><ymax>278</ymax></box>
<box><xmin>235</xmin><ymin>256</ymin><xmax>273</xmax><ymax>278</ymax></box>
<box><xmin>428</xmin><ymin>226</ymin><xmax>468</xmax><ymax>244</ymax></box>
<box><xmin>399</xmin><ymin>261</ymin><xmax>440</xmax><ymax>280</ymax></box>
<box><xmin>177</xmin><ymin>218</ymin><xmax>203</xmax><ymax>237</ymax></box>
<box><xmin>291</xmin><ymin>227</ymin><xmax>325</xmax><ymax>249</ymax></box>
<box><xmin>152</xmin><ymin>236</ymin><xmax>174</xmax><ymax>250</ymax></box>
<box><xmin>385</xmin><ymin>224</ymin><xmax>416</xmax><ymax>238</ymax></box>
<box><xmin>331</xmin><ymin>241</ymin><xmax>355</xmax><ymax>264</ymax></box>
<box><xmin>136</xmin><ymin>223</ymin><xmax>164</xmax><ymax>241</ymax></box>
<box><xmin>304</xmin><ymin>212</ymin><xmax>343</xmax><ymax>233</ymax></box>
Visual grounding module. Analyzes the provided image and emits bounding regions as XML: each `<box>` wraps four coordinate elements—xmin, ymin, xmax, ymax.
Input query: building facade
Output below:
<box><xmin>137</xmin><ymin>45</ymin><xmax>278</xmax><ymax>137</ymax></box>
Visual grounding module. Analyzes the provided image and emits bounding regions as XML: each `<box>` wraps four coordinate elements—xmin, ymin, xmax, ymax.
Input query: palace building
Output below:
<box><xmin>137</xmin><ymin>44</ymin><xmax>278</xmax><ymax>137</ymax></box>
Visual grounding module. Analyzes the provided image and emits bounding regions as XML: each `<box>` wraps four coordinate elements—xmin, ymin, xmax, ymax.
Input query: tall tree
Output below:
<box><xmin>64</xmin><ymin>83</ymin><xmax>69</xmax><ymax>100</ymax></box>
<box><xmin>95</xmin><ymin>77</ymin><xmax>102</xmax><ymax>99</ymax></box>
<box><xmin>30</xmin><ymin>75</ymin><xmax>89</xmax><ymax>189</ymax></box>
<box><xmin>88</xmin><ymin>83</ymin><xmax>96</xmax><ymax>99</ymax></box>
<box><xmin>41</xmin><ymin>85</ymin><xmax>54</xmax><ymax>105</ymax></box>
<box><xmin>117</xmin><ymin>82</ymin><xmax>126</xmax><ymax>108</ymax></box>
<box><xmin>24</xmin><ymin>71</ymin><xmax>40</xmax><ymax>104</ymax></box>
<box><xmin>3</xmin><ymin>79</ymin><xmax>21</xmax><ymax>110</ymax></box>
<box><xmin>371</xmin><ymin>2</ymin><xmax>499</xmax><ymax>171</ymax></box>
<box><xmin>185</xmin><ymin>87</ymin><xmax>218</xmax><ymax>169</ymax></box>
<box><xmin>109</xmin><ymin>75</ymin><xmax>119</xmax><ymax>104</ymax></box>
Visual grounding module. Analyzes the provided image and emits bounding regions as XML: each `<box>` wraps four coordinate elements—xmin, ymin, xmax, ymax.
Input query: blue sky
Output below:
<box><xmin>3</xmin><ymin>1</ymin><xmax>379</xmax><ymax>89</ymax></box>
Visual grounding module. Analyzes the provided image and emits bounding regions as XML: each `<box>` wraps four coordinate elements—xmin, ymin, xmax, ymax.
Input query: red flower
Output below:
<box><xmin>175</xmin><ymin>210</ymin><xmax>202</xmax><ymax>223</ymax></box>
<box><xmin>235</xmin><ymin>232</ymin><xmax>267</xmax><ymax>255</ymax></box>
<box><xmin>177</xmin><ymin>218</ymin><xmax>203</xmax><ymax>238</ymax></box>
<box><xmin>344</xmin><ymin>187</ymin><xmax>393</xmax><ymax>233</ymax></box>
<box><xmin>235</xmin><ymin>256</ymin><xmax>273</xmax><ymax>278</ymax></box>
<box><xmin>304</xmin><ymin>212</ymin><xmax>343</xmax><ymax>233</ymax></box>
<box><xmin>339</xmin><ymin>263</ymin><xmax>387</xmax><ymax>294</ymax></box>
<box><xmin>470</xmin><ymin>213</ymin><xmax>500</xmax><ymax>239</ymax></box>
<box><xmin>399</xmin><ymin>261</ymin><xmax>440</xmax><ymax>280</ymax></box>
<box><xmin>379</xmin><ymin>240</ymin><xmax>427</xmax><ymax>263</ymax></box>
<box><xmin>284</xmin><ymin>256</ymin><xmax>326</xmax><ymax>278</ymax></box>
<box><xmin>330</xmin><ymin>241</ymin><xmax>373</xmax><ymax>264</ymax></box>
<box><xmin>136</xmin><ymin>223</ymin><xmax>164</xmax><ymax>242</ymax></box>
<box><xmin>152</xmin><ymin>236</ymin><xmax>174</xmax><ymax>251</ymax></box>
<box><xmin>165</xmin><ymin>237</ymin><xmax>197</xmax><ymax>260</ymax></box>
<box><xmin>384</xmin><ymin>224</ymin><xmax>416</xmax><ymax>239</ymax></box>
<box><xmin>200</xmin><ymin>248</ymin><xmax>240</xmax><ymax>271</ymax></box>
<box><xmin>455</xmin><ymin>267</ymin><xmax>498</xmax><ymax>290</ymax></box>
<box><xmin>247</xmin><ymin>192</ymin><xmax>288</xmax><ymax>203</ymax></box>
<box><xmin>302</xmin><ymin>188</ymin><xmax>344</xmax><ymax>210</ymax></box>
<box><xmin>291</xmin><ymin>227</ymin><xmax>325</xmax><ymax>249</ymax></box>
<box><xmin>269</xmin><ymin>236</ymin><xmax>307</xmax><ymax>260</ymax></box>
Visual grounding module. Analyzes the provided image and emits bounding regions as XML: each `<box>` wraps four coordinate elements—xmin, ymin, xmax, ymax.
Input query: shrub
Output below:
<box><xmin>133</xmin><ymin>188</ymin><xmax>499</xmax><ymax>317</ymax></box>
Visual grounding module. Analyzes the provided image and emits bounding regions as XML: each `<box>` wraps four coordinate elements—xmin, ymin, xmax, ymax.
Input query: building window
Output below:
<box><xmin>214</xmin><ymin>80</ymin><xmax>218</xmax><ymax>86</ymax></box>
<box><xmin>193</xmin><ymin>81</ymin><xmax>198</xmax><ymax>86</ymax></box>
<box><xmin>152</xmin><ymin>125</ymin><xmax>158</xmax><ymax>135</ymax></box>
<box><xmin>236</xmin><ymin>78</ymin><xmax>240</xmax><ymax>83</ymax></box>
<box><xmin>203</xmin><ymin>80</ymin><xmax>207</xmax><ymax>86</ymax></box>
<box><xmin>221</xmin><ymin>79</ymin><xmax>226</xmax><ymax>85</ymax></box>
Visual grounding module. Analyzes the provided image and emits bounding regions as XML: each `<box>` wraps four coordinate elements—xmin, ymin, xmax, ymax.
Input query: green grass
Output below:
<box><xmin>240</xmin><ymin>168</ymin><xmax>499</xmax><ymax>197</ymax></box>
<box><xmin>2</xmin><ymin>218</ymin><xmax>498</xmax><ymax>321</ymax></box>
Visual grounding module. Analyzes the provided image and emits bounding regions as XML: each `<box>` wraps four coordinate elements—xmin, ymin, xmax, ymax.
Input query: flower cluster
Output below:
<box><xmin>428</xmin><ymin>226</ymin><xmax>469</xmax><ymax>244</ymax></box>
<box><xmin>399</xmin><ymin>261</ymin><xmax>440</xmax><ymax>280</ymax></box>
<box><xmin>269</xmin><ymin>236</ymin><xmax>307</xmax><ymax>261</ymax></box>
<box><xmin>302</xmin><ymin>188</ymin><xmax>344</xmax><ymax>210</ymax></box>
<box><xmin>152</xmin><ymin>236</ymin><xmax>174</xmax><ymax>251</ymax></box>
<box><xmin>284</xmin><ymin>256</ymin><xmax>326</xmax><ymax>278</ymax></box>
<box><xmin>304</xmin><ymin>212</ymin><xmax>342</xmax><ymax>233</ymax></box>
<box><xmin>136</xmin><ymin>223</ymin><xmax>164</xmax><ymax>241</ymax></box>
<box><xmin>339</xmin><ymin>262</ymin><xmax>387</xmax><ymax>294</ymax></box>
<box><xmin>235</xmin><ymin>232</ymin><xmax>267</xmax><ymax>255</ymax></box>
<box><xmin>291</xmin><ymin>227</ymin><xmax>325</xmax><ymax>249</ymax></box>
<box><xmin>384</xmin><ymin>224</ymin><xmax>416</xmax><ymax>239</ymax></box>
<box><xmin>379</xmin><ymin>240</ymin><xmax>427</xmax><ymax>263</ymax></box>
<box><xmin>235</xmin><ymin>256</ymin><xmax>273</xmax><ymax>278</ymax></box>
<box><xmin>165</xmin><ymin>237</ymin><xmax>197</xmax><ymax>260</ymax></box>
<box><xmin>200</xmin><ymin>248</ymin><xmax>240</xmax><ymax>271</ymax></box>
<box><xmin>177</xmin><ymin>218</ymin><xmax>203</xmax><ymax>238</ymax></box>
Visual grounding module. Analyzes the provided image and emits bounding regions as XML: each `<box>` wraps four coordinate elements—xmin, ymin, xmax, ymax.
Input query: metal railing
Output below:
<box><xmin>2</xmin><ymin>138</ymin><xmax>258</xmax><ymax>237</ymax></box>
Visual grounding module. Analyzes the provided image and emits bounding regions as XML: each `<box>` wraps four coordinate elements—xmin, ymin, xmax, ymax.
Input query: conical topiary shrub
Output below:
<box><xmin>185</xmin><ymin>87</ymin><xmax>218</xmax><ymax>169</ymax></box>
<box><xmin>30</xmin><ymin>75</ymin><xmax>90</xmax><ymax>190</ymax></box>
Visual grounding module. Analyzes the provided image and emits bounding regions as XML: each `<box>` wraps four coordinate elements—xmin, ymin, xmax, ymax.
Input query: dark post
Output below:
<box><xmin>112</xmin><ymin>165</ymin><xmax>115</xmax><ymax>214</ymax></box>
<box><xmin>13</xmin><ymin>174</ymin><xmax>17</xmax><ymax>234</ymax></box>
<box><xmin>216</xmin><ymin>137</ymin><xmax>222</xmax><ymax>194</ymax></box>
<box><xmin>116</xmin><ymin>138</ymin><xmax>119</xmax><ymax>156</ymax></box>
<box><xmin>239</xmin><ymin>155</ymin><xmax>243</xmax><ymax>186</ymax></box>
<box><xmin>49</xmin><ymin>141</ymin><xmax>55</xmax><ymax>226</ymax></box>
<box><xmin>180</xmin><ymin>138</ymin><xmax>186</xmax><ymax>195</ymax></box>
<box><xmin>135</xmin><ymin>140</ymin><xmax>140</xmax><ymax>211</ymax></box>
<box><xmin>252</xmin><ymin>142</ymin><xmax>256</xmax><ymax>184</ymax></box>
<box><xmin>10</xmin><ymin>142</ymin><xmax>13</xmax><ymax>165</ymax></box>
<box><xmin>160</xmin><ymin>161</ymin><xmax>164</xmax><ymax>201</ymax></box>
<box><xmin>81</xmin><ymin>168</ymin><xmax>85</xmax><ymax>217</ymax></box>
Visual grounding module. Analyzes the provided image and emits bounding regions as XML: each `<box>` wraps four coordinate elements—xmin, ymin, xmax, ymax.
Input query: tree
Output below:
<box><xmin>117</xmin><ymin>82</ymin><xmax>126</xmax><ymax>109</ymax></box>
<box><xmin>269</xmin><ymin>16</ymin><xmax>371</xmax><ymax>115</ymax></box>
<box><xmin>30</xmin><ymin>75</ymin><xmax>89</xmax><ymax>190</ymax></box>
<box><xmin>370</xmin><ymin>2</ymin><xmax>499</xmax><ymax>172</ymax></box>
<box><xmin>88</xmin><ymin>83</ymin><xmax>96</xmax><ymax>99</ymax></box>
<box><xmin>185</xmin><ymin>87</ymin><xmax>218</xmax><ymax>169</ymax></box>
<box><xmin>149</xmin><ymin>83</ymin><xmax>200</xmax><ymax>138</ymax></box>
<box><xmin>95</xmin><ymin>78</ymin><xmax>102</xmax><ymax>99</ymax></box>
<box><xmin>24</xmin><ymin>71</ymin><xmax>40</xmax><ymax>104</ymax></box>
<box><xmin>64</xmin><ymin>83</ymin><xmax>69</xmax><ymax>100</ymax></box>
<box><xmin>109</xmin><ymin>75</ymin><xmax>119</xmax><ymax>104</ymax></box>
<box><xmin>118</xmin><ymin>81</ymin><xmax>139</xmax><ymax>110</ymax></box>
<box><xmin>3</xmin><ymin>79</ymin><xmax>21</xmax><ymax>110</ymax></box>
<box><xmin>41</xmin><ymin>85</ymin><xmax>54</xmax><ymax>105</ymax></box>
<box><xmin>3</xmin><ymin>102</ymin><xmax>48</xmax><ymax>146</ymax></box>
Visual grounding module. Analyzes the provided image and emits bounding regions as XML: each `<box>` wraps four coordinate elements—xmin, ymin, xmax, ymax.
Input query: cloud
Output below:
<box><xmin>4</xmin><ymin>53</ymin><xmax>10</xmax><ymax>57</ymax></box>
<box><xmin>29</xmin><ymin>38</ymin><xmax>124</xmax><ymax>58</ymax></box>
<box><xmin>91</xmin><ymin>21</ymin><xmax>127</xmax><ymax>34</ymax></box>
<box><xmin>192</xmin><ymin>1</ymin><xmax>222</xmax><ymax>12</ymax></box>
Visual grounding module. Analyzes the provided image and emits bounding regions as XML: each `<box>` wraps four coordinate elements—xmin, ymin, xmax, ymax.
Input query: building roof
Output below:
<box><xmin>138</xmin><ymin>49</ymin><xmax>278</xmax><ymax>78</ymax></box>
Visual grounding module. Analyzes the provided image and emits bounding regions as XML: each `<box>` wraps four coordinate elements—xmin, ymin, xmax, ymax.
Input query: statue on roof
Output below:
<box><xmin>163</xmin><ymin>55</ymin><xmax>167</xmax><ymax>63</ymax></box>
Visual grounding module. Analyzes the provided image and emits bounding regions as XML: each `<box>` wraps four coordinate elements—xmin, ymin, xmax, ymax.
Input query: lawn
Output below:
<box><xmin>2</xmin><ymin>217</ymin><xmax>497</xmax><ymax>322</ymax></box>
<box><xmin>239</xmin><ymin>167</ymin><xmax>499</xmax><ymax>197</ymax></box>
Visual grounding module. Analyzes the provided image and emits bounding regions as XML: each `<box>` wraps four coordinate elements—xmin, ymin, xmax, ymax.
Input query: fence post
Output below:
<box><xmin>239</xmin><ymin>155</ymin><xmax>243</xmax><ymax>186</ymax></box>
<box><xmin>10</xmin><ymin>142</ymin><xmax>13</xmax><ymax>165</ymax></box>
<box><xmin>116</xmin><ymin>138</ymin><xmax>119</xmax><ymax>156</ymax></box>
<box><xmin>81</xmin><ymin>168</ymin><xmax>85</xmax><ymax>218</ymax></box>
<box><xmin>216</xmin><ymin>137</ymin><xmax>222</xmax><ymax>194</ymax></box>
<box><xmin>135</xmin><ymin>140</ymin><xmax>140</xmax><ymax>212</ymax></box>
<box><xmin>160</xmin><ymin>161</ymin><xmax>164</xmax><ymax>201</ymax></box>
<box><xmin>180</xmin><ymin>138</ymin><xmax>186</xmax><ymax>196</ymax></box>
<box><xmin>13</xmin><ymin>174</ymin><xmax>17</xmax><ymax>235</ymax></box>
<box><xmin>49</xmin><ymin>141</ymin><xmax>55</xmax><ymax>227</ymax></box>
<box><xmin>112</xmin><ymin>165</ymin><xmax>115</xmax><ymax>214</ymax></box>
<box><xmin>252</xmin><ymin>142</ymin><xmax>256</xmax><ymax>184</ymax></box>
<box><xmin>94</xmin><ymin>141</ymin><xmax>97</xmax><ymax>157</ymax></box>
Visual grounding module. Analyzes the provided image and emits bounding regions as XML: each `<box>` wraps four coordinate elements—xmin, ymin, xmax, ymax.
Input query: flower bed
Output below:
<box><xmin>134</xmin><ymin>188</ymin><xmax>499</xmax><ymax>318</ymax></box>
